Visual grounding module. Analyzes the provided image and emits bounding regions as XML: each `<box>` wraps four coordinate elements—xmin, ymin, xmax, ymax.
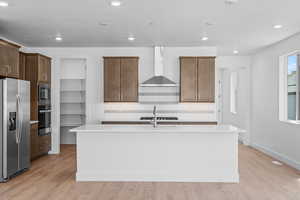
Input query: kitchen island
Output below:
<box><xmin>70</xmin><ymin>124</ymin><xmax>239</xmax><ymax>183</ymax></box>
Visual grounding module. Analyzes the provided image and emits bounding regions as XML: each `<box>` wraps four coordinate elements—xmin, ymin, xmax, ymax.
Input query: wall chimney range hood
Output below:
<box><xmin>141</xmin><ymin>47</ymin><xmax>177</xmax><ymax>87</ymax></box>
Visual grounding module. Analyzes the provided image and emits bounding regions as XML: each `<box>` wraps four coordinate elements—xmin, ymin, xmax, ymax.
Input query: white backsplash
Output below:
<box><xmin>139</xmin><ymin>86</ymin><xmax>179</xmax><ymax>104</ymax></box>
<box><xmin>103</xmin><ymin>102</ymin><xmax>217</xmax><ymax>121</ymax></box>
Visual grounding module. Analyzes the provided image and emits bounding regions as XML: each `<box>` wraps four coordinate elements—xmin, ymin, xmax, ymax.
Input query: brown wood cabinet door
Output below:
<box><xmin>46</xmin><ymin>58</ymin><xmax>51</xmax><ymax>83</ymax></box>
<box><xmin>30</xmin><ymin>124</ymin><xmax>39</xmax><ymax>160</ymax></box>
<box><xmin>38</xmin><ymin>56</ymin><xmax>51</xmax><ymax>83</ymax></box>
<box><xmin>39</xmin><ymin>135</ymin><xmax>51</xmax><ymax>154</ymax></box>
<box><xmin>25</xmin><ymin>55</ymin><xmax>39</xmax><ymax>120</ymax></box>
<box><xmin>180</xmin><ymin>57</ymin><xmax>198</xmax><ymax>102</ymax></box>
<box><xmin>104</xmin><ymin>58</ymin><xmax>121</xmax><ymax>102</ymax></box>
<box><xmin>25</xmin><ymin>55</ymin><xmax>38</xmax><ymax>82</ymax></box>
<box><xmin>120</xmin><ymin>58</ymin><xmax>138</xmax><ymax>102</ymax></box>
<box><xmin>30</xmin><ymin>84</ymin><xmax>38</xmax><ymax>120</ymax></box>
<box><xmin>0</xmin><ymin>43</ymin><xmax>19</xmax><ymax>78</ymax></box>
<box><xmin>208</xmin><ymin>58</ymin><xmax>215</xmax><ymax>102</ymax></box>
<box><xmin>0</xmin><ymin>44</ymin><xmax>6</xmax><ymax>76</ymax></box>
<box><xmin>38</xmin><ymin>56</ymin><xmax>46</xmax><ymax>82</ymax></box>
<box><xmin>19</xmin><ymin>52</ymin><xmax>26</xmax><ymax>80</ymax></box>
<box><xmin>7</xmin><ymin>47</ymin><xmax>19</xmax><ymax>78</ymax></box>
<box><xmin>197</xmin><ymin>57</ymin><xmax>215</xmax><ymax>102</ymax></box>
<box><xmin>25</xmin><ymin>54</ymin><xmax>38</xmax><ymax>120</ymax></box>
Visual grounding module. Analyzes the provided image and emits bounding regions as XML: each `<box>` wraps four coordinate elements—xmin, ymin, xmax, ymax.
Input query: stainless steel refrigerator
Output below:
<box><xmin>0</xmin><ymin>78</ymin><xmax>30</xmax><ymax>182</ymax></box>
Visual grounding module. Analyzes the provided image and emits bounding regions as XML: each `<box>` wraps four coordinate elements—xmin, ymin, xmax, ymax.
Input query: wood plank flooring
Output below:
<box><xmin>0</xmin><ymin>144</ymin><xmax>300</xmax><ymax>200</ymax></box>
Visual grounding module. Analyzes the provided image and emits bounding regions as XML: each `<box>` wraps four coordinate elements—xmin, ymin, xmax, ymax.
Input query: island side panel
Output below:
<box><xmin>76</xmin><ymin>132</ymin><xmax>239</xmax><ymax>182</ymax></box>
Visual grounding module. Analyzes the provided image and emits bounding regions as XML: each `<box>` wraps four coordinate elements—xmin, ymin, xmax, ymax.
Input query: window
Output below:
<box><xmin>230</xmin><ymin>71</ymin><xmax>238</xmax><ymax>114</ymax></box>
<box><xmin>287</xmin><ymin>55</ymin><xmax>298</xmax><ymax>120</ymax></box>
<box><xmin>279</xmin><ymin>52</ymin><xmax>300</xmax><ymax>123</ymax></box>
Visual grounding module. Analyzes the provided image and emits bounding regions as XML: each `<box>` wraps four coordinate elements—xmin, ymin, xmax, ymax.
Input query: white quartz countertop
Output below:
<box><xmin>70</xmin><ymin>124</ymin><xmax>241</xmax><ymax>134</ymax></box>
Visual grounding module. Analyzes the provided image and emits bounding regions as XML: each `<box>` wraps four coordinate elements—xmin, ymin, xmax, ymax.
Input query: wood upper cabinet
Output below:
<box><xmin>38</xmin><ymin>55</ymin><xmax>51</xmax><ymax>83</ymax></box>
<box><xmin>104</xmin><ymin>57</ymin><xmax>139</xmax><ymax>102</ymax></box>
<box><xmin>26</xmin><ymin>53</ymin><xmax>51</xmax><ymax>84</ymax></box>
<box><xmin>0</xmin><ymin>39</ymin><xmax>20</xmax><ymax>78</ymax></box>
<box><xmin>198</xmin><ymin>57</ymin><xmax>215</xmax><ymax>102</ymax></box>
<box><xmin>104</xmin><ymin>57</ymin><xmax>121</xmax><ymax>102</ymax></box>
<box><xmin>19</xmin><ymin>52</ymin><xmax>26</xmax><ymax>80</ymax></box>
<box><xmin>180</xmin><ymin>57</ymin><xmax>198</xmax><ymax>102</ymax></box>
<box><xmin>120</xmin><ymin>58</ymin><xmax>138</xmax><ymax>102</ymax></box>
<box><xmin>180</xmin><ymin>57</ymin><xmax>215</xmax><ymax>103</ymax></box>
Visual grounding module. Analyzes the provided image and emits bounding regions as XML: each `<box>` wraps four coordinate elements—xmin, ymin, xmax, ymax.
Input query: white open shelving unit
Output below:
<box><xmin>60</xmin><ymin>58</ymin><xmax>87</xmax><ymax>144</ymax></box>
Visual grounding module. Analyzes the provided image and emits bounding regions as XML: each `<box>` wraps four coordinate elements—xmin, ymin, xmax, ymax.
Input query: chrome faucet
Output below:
<box><xmin>152</xmin><ymin>105</ymin><xmax>158</xmax><ymax>128</ymax></box>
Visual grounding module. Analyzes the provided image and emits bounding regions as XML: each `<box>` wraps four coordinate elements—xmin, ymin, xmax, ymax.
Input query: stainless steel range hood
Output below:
<box><xmin>141</xmin><ymin>47</ymin><xmax>177</xmax><ymax>87</ymax></box>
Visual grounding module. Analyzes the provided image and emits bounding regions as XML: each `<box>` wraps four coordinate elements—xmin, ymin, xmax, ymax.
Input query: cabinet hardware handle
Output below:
<box><xmin>3</xmin><ymin>65</ymin><xmax>9</xmax><ymax>76</ymax></box>
<box><xmin>7</xmin><ymin>66</ymin><xmax>11</xmax><ymax>74</ymax></box>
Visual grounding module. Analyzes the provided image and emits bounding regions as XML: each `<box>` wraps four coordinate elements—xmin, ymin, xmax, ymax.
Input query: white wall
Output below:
<box><xmin>216</xmin><ymin>56</ymin><xmax>252</xmax><ymax>144</ymax></box>
<box><xmin>251</xmin><ymin>33</ymin><xmax>300</xmax><ymax>170</ymax></box>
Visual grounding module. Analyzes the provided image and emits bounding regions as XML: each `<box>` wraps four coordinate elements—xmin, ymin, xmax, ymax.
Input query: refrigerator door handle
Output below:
<box><xmin>2</xmin><ymin>79</ymin><xmax>8</xmax><ymax>179</ymax></box>
<box><xmin>18</xmin><ymin>95</ymin><xmax>23</xmax><ymax>143</ymax></box>
<box><xmin>15</xmin><ymin>94</ymin><xmax>19</xmax><ymax>144</ymax></box>
<box><xmin>16</xmin><ymin>94</ymin><xmax>21</xmax><ymax>144</ymax></box>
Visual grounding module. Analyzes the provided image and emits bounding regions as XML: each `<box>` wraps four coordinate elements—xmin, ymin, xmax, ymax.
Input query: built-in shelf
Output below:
<box><xmin>61</xmin><ymin>90</ymin><xmax>86</xmax><ymax>92</ymax></box>
<box><xmin>60</xmin><ymin>123</ymin><xmax>83</xmax><ymax>127</ymax></box>
<box><xmin>61</xmin><ymin>78</ymin><xmax>86</xmax><ymax>80</ymax></box>
<box><xmin>61</xmin><ymin>101</ymin><xmax>85</xmax><ymax>104</ymax></box>
<box><xmin>61</xmin><ymin>113</ymin><xmax>86</xmax><ymax>116</ymax></box>
<box><xmin>60</xmin><ymin>58</ymin><xmax>87</xmax><ymax>144</ymax></box>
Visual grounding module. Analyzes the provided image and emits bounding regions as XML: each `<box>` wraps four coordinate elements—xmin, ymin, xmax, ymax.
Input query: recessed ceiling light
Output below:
<box><xmin>233</xmin><ymin>50</ymin><xmax>239</xmax><ymax>54</ymax></box>
<box><xmin>55</xmin><ymin>36</ymin><xmax>63</xmax><ymax>41</ymax></box>
<box><xmin>0</xmin><ymin>1</ymin><xmax>8</xmax><ymax>7</ymax></box>
<box><xmin>128</xmin><ymin>36</ymin><xmax>135</xmax><ymax>41</ymax></box>
<box><xmin>273</xmin><ymin>24</ymin><xmax>283</xmax><ymax>29</ymax></box>
<box><xmin>201</xmin><ymin>36</ymin><xmax>208</xmax><ymax>41</ymax></box>
<box><xmin>111</xmin><ymin>0</ymin><xmax>121</xmax><ymax>7</ymax></box>
<box><xmin>225</xmin><ymin>0</ymin><xmax>239</xmax><ymax>5</ymax></box>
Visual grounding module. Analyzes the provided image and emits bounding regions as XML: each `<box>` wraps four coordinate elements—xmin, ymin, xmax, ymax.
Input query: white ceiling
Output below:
<box><xmin>1</xmin><ymin>0</ymin><xmax>300</xmax><ymax>55</ymax></box>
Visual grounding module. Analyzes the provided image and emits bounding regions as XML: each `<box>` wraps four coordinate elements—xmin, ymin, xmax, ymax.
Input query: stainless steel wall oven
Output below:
<box><xmin>38</xmin><ymin>84</ymin><xmax>51</xmax><ymax>136</ymax></box>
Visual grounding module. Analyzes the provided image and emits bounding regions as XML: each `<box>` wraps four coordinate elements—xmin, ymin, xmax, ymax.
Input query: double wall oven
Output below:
<box><xmin>38</xmin><ymin>84</ymin><xmax>51</xmax><ymax>136</ymax></box>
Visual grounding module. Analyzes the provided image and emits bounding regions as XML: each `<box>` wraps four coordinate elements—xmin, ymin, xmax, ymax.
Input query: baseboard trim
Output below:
<box><xmin>251</xmin><ymin>143</ymin><xmax>300</xmax><ymax>171</ymax></box>
<box><xmin>76</xmin><ymin>171</ymin><xmax>239</xmax><ymax>183</ymax></box>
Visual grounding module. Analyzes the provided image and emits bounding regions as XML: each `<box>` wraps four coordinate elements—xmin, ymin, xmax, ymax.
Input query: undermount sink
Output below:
<box><xmin>140</xmin><ymin>117</ymin><xmax>178</xmax><ymax>121</ymax></box>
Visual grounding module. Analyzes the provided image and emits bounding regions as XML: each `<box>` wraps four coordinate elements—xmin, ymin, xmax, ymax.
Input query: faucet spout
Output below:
<box><xmin>152</xmin><ymin>105</ymin><xmax>158</xmax><ymax>128</ymax></box>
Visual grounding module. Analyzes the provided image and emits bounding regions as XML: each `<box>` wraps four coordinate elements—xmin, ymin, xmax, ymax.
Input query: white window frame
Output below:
<box><xmin>279</xmin><ymin>51</ymin><xmax>300</xmax><ymax>124</ymax></box>
<box><xmin>230</xmin><ymin>71</ymin><xmax>238</xmax><ymax>114</ymax></box>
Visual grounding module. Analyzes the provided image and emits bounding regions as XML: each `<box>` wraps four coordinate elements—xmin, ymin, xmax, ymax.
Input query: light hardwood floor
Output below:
<box><xmin>0</xmin><ymin>144</ymin><xmax>299</xmax><ymax>200</ymax></box>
